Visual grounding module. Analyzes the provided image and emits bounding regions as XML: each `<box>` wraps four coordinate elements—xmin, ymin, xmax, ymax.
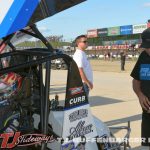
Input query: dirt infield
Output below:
<box><xmin>90</xmin><ymin>59</ymin><xmax>136</xmax><ymax>73</ymax></box>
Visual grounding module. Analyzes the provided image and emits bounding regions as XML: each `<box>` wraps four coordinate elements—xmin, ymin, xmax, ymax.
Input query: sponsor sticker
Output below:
<box><xmin>61</xmin><ymin>141</ymin><xmax>85</xmax><ymax>150</ymax></box>
<box><xmin>69</xmin><ymin>87</ymin><xmax>83</xmax><ymax>96</ymax></box>
<box><xmin>69</xmin><ymin>109</ymin><xmax>88</xmax><ymax>122</ymax></box>
<box><xmin>140</xmin><ymin>64</ymin><xmax>150</xmax><ymax>80</ymax></box>
<box><xmin>68</xmin><ymin>121</ymin><xmax>93</xmax><ymax>140</ymax></box>
<box><xmin>61</xmin><ymin>142</ymin><xmax>75</xmax><ymax>150</ymax></box>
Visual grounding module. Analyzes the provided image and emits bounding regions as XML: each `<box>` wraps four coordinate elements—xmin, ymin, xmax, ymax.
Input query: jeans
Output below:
<box><xmin>83</xmin><ymin>83</ymin><xmax>89</xmax><ymax>97</ymax></box>
<box><xmin>140</xmin><ymin>146</ymin><xmax>150</xmax><ymax>150</ymax></box>
<box><xmin>142</xmin><ymin>112</ymin><xmax>150</xmax><ymax>146</ymax></box>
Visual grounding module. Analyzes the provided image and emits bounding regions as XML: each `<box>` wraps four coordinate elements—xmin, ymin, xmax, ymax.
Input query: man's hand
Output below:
<box><xmin>138</xmin><ymin>92</ymin><xmax>150</xmax><ymax>111</ymax></box>
<box><xmin>87</xmin><ymin>81</ymin><xmax>93</xmax><ymax>90</ymax></box>
<box><xmin>78</xmin><ymin>68</ymin><xmax>93</xmax><ymax>90</ymax></box>
<box><xmin>132</xmin><ymin>79</ymin><xmax>150</xmax><ymax>111</ymax></box>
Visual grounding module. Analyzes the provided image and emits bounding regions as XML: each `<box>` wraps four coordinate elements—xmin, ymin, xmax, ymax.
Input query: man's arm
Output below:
<box><xmin>78</xmin><ymin>68</ymin><xmax>93</xmax><ymax>90</ymax></box>
<box><xmin>132</xmin><ymin>79</ymin><xmax>150</xmax><ymax>111</ymax></box>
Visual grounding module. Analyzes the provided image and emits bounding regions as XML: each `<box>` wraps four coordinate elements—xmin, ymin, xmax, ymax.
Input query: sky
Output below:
<box><xmin>37</xmin><ymin>0</ymin><xmax>150</xmax><ymax>41</ymax></box>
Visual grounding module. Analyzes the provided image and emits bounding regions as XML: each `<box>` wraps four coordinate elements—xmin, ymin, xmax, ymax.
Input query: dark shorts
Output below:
<box><xmin>142</xmin><ymin>112</ymin><xmax>150</xmax><ymax>146</ymax></box>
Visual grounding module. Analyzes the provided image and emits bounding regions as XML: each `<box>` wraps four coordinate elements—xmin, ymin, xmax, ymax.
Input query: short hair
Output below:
<box><xmin>75</xmin><ymin>35</ymin><xmax>87</xmax><ymax>46</ymax></box>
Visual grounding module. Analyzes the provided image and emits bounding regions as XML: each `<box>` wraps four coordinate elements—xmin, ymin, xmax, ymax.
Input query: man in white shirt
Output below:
<box><xmin>73</xmin><ymin>35</ymin><xmax>93</xmax><ymax>96</ymax></box>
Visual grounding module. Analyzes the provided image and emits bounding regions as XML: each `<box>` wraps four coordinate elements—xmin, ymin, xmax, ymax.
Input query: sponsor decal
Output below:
<box><xmin>61</xmin><ymin>142</ymin><xmax>85</xmax><ymax>150</ymax></box>
<box><xmin>69</xmin><ymin>87</ymin><xmax>83</xmax><ymax>96</ymax></box>
<box><xmin>69</xmin><ymin>96</ymin><xmax>86</xmax><ymax>105</ymax></box>
<box><xmin>0</xmin><ymin>72</ymin><xmax>22</xmax><ymax>87</ymax></box>
<box><xmin>97</xmin><ymin>135</ymin><xmax>131</xmax><ymax>150</ymax></box>
<box><xmin>140</xmin><ymin>64</ymin><xmax>150</xmax><ymax>80</ymax></box>
<box><xmin>61</xmin><ymin>142</ymin><xmax>75</xmax><ymax>150</ymax></box>
<box><xmin>97</xmin><ymin>135</ymin><xmax>114</xmax><ymax>150</ymax></box>
<box><xmin>0</xmin><ymin>132</ymin><xmax>55</xmax><ymax>149</ymax></box>
<box><xmin>68</xmin><ymin>121</ymin><xmax>93</xmax><ymax>140</ymax></box>
<box><xmin>76</xmin><ymin>143</ymin><xmax>85</xmax><ymax>150</ymax></box>
<box><xmin>69</xmin><ymin>109</ymin><xmax>88</xmax><ymax>122</ymax></box>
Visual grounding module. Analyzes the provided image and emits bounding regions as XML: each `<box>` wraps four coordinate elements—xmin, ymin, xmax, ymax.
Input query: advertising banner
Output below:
<box><xmin>108</xmin><ymin>27</ymin><xmax>120</xmax><ymax>36</ymax></box>
<box><xmin>97</xmin><ymin>28</ymin><xmax>108</xmax><ymax>37</ymax></box>
<box><xmin>120</xmin><ymin>25</ymin><xmax>133</xmax><ymax>35</ymax></box>
<box><xmin>87</xmin><ymin>29</ymin><xmax>98</xmax><ymax>38</ymax></box>
<box><xmin>0</xmin><ymin>0</ymin><xmax>86</xmax><ymax>39</ymax></box>
<box><xmin>133</xmin><ymin>24</ymin><xmax>147</xmax><ymax>34</ymax></box>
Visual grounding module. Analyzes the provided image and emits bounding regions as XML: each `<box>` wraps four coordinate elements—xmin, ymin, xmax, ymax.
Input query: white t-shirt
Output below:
<box><xmin>73</xmin><ymin>49</ymin><xmax>93</xmax><ymax>83</ymax></box>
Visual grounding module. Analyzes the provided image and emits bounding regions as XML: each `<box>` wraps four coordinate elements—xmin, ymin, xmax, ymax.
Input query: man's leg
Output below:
<box><xmin>123</xmin><ymin>60</ymin><xmax>125</xmax><ymax>70</ymax></box>
<box><xmin>121</xmin><ymin>60</ymin><xmax>123</xmax><ymax>70</ymax></box>
<box><xmin>141</xmin><ymin>112</ymin><xmax>150</xmax><ymax>147</ymax></box>
<box><xmin>121</xmin><ymin>60</ymin><xmax>125</xmax><ymax>71</ymax></box>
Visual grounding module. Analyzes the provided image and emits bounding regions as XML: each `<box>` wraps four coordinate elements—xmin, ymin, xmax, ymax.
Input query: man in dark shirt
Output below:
<box><xmin>131</xmin><ymin>28</ymin><xmax>150</xmax><ymax>147</ymax></box>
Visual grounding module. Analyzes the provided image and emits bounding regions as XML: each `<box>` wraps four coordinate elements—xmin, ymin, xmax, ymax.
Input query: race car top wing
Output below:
<box><xmin>0</xmin><ymin>0</ymin><xmax>86</xmax><ymax>39</ymax></box>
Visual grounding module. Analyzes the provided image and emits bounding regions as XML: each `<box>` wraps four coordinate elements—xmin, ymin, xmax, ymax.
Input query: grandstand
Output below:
<box><xmin>86</xmin><ymin>20</ymin><xmax>150</xmax><ymax>52</ymax></box>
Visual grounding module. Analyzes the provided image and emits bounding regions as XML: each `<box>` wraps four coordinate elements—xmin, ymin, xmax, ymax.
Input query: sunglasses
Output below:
<box><xmin>80</xmin><ymin>41</ymin><xmax>88</xmax><ymax>43</ymax></box>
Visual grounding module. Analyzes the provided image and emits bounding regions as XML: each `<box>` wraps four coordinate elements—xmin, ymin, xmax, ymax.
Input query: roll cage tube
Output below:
<box><xmin>0</xmin><ymin>24</ymin><xmax>53</xmax><ymax>54</ymax></box>
<box><xmin>0</xmin><ymin>51</ymin><xmax>89</xmax><ymax>107</ymax></box>
<box><xmin>0</xmin><ymin>34</ymin><xmax>15</xmax><ymax>53</ymax></box>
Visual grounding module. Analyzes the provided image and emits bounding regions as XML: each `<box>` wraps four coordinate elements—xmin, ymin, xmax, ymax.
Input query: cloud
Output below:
<box><xmin>38</xmin><ymin>26</ymin><xmax>50</xmax><ymax>33</ymax></box>
<box><xmin>143</xmin><ymin>2</ymin><xmax>150</xmax><ymax>7</ymax></box>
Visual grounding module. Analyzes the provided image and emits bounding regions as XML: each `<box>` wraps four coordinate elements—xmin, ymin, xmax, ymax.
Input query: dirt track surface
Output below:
<box><xmin>90</xmin><ymin>59</ymin><xmax>136</xmax><ymax>72</ymax></box>
<box><xmin>47</xmin><ymin>60</ymin><xmax>149</xmax><ymax>150</ymax></box>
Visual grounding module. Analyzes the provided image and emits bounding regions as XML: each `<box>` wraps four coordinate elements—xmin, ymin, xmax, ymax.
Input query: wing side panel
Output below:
<box><xmin>7</xmin><ymin>0</ymin><xmax>39</xmax><ymax>36</ymax></box>
<box><xmin>0</xmin><ymin>0</ymin><xmax>86</xmax><ymax>39</ymax></box>
<box><xmin>0</xmin><ymin>0</ymin><xmax>26</xmax><ymax>38</ymax></box>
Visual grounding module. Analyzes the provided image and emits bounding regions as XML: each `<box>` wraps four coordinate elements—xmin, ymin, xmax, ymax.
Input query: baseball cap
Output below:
<box><xmin>140</xmin><ymin>28</ymin><xmax>150</xmax><ymax>48</ymax></box>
